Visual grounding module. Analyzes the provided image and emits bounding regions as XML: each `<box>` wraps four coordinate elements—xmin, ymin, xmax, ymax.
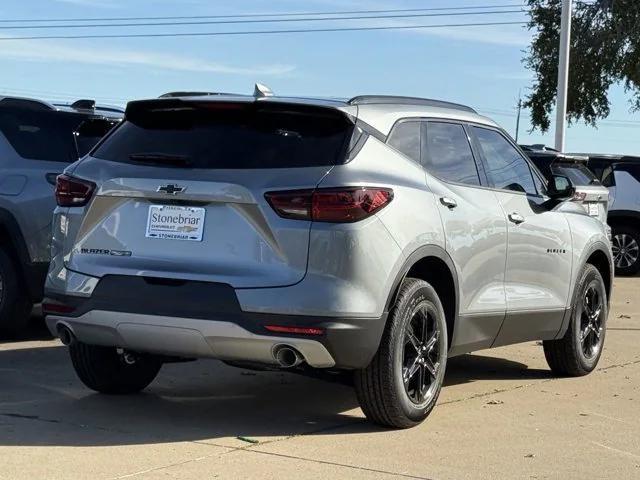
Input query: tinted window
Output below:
<box><xmin>422</xmin><ymin>122</ymin><xmax>480</xmax><ymax>185</ymax></box>
<box><xmin>616</xmin><ymin>164</ymin><xmax>640</xmax><ymax>183</ymax></box>
<box><xmin>551</xmin><ymin>163</ymin><xmax>598</xmax><ymax>186</ymax></box>
<box><xmin>473</xmin><ymin>127</ymin><xmax>536</xmax><ymax>194</ymax></box>
<box><xmin>94</xmin><ymin>103</ymin><xmax>353</xmax><ymax>169</ymax></box>
<box><xmin>0</xmin><ymin>108</ymin><xmax>81</xmax><ymax>162</ymax></box>
<box><xmin>75</xmin><ymin>118</ymin><xmax>119</xmax><ymax>157</ymax></box>
<box><xmin>387</xmin><ymin>121</ymin><xmax>420</xmax><ymax>163</ymax></box>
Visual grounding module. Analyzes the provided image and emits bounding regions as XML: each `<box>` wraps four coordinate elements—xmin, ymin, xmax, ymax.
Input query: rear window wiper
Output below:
<box><xmin>128</xmin><ymin>152</ymin><xmax>192</xmax><ymax>167</ymax></box>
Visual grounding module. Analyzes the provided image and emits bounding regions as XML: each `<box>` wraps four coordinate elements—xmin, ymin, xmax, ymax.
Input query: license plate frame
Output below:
<box><xmin>145</xmin><ymin>205</ymin><xmax>206</xmax><ymax>242</ymax></box>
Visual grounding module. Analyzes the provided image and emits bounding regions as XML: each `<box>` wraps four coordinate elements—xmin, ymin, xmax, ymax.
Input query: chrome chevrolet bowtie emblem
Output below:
<box><xmin>157</xmin><ymin>184</ymin><xmax>186</xmax><ymax>195</ymax></box>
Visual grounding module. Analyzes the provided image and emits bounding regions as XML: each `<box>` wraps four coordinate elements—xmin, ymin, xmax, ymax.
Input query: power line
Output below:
<box><xmin>0</xmin><ymin>4</ymin><xmax>528</xmax><ymax>23</ymax></box>
<box><xmin>479</xmin><ymin>109</ymin><xmax>640</xmax><ymax>127</ymax></box>
<box><xmin>0</xmin><ymin>10</ymin><xmax>527</xmax><ymax>30</ymax></box>
<box><xmin>0</xmin><ymin>20</ymin><xmax>528</xmax><ymax>41</ymax></box>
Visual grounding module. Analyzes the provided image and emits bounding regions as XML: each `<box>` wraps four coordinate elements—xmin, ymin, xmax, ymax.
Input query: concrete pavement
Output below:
<box><xmin>1</xmin><ymin>277</ymin><xmax>639</xmax><ymax>479</ymax></box>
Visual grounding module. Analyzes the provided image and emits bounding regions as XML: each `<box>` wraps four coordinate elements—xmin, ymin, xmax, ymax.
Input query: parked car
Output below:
<box><xmin>44</xmin><ymin>89</ymin><xmax>612</xmax><ymax>428</ymax></box>
<box><xmin>584</xmin><ymin>154</ymin><xmax>640</xmax><ymax>275</ymax></box>
<box><xmin>0</xmin><ymin>97</ymin><xmax>123</xmax><ymax>332</ymax></box>
<box><xmin>521</xmin><ymin>146</ymin><xmax>610</xmax><ymax>232</ymax></box>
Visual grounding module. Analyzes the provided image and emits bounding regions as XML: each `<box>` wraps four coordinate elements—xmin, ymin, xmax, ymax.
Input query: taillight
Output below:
<box><xmin>265</xmin><ymin>187</ymin><xmax>393</xmax><ymax>223</ymax></box>
<box><xmin>572</xmin><ymin>191</ymin><xmax>587</xmax><ymax>201</ymax></box>
<box><xmin>55</xmin><ymin>174</ymin><xmax>96</xmax><ymax>207</ymax></box>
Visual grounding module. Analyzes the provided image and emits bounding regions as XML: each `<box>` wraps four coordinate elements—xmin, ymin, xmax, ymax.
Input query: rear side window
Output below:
<box><xmin>387</xmin><ymin>120</ymin><xmax>421</xmax><ymax>163</ymax></box>
<box><xmin>422</xmin><ymin>122</ymin><xmax>480</xmax><ymax>185</ymax></box>
<box><xmin>551</xmin><ymin>163</ymin><xmax>598</xmax><ymax>186</ymax></box>
<box><xmin>93</xmin><ymin>102</ymin><xmax>354</xmax><ymax>169</ymax></box>
<box><xmin>0</xmin><ymin>108</ymin><xmax>81</xmax><ymax>163</ymax></box>
<box><xmin>473</xmin><ymin>127</ymin><xmax>537</xmax><ymax>195</ymax></box>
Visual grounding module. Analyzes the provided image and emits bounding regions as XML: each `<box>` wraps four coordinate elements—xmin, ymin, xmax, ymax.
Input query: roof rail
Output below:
<box><xmin>159</xmin><ymin>91</ymin><xmax>238</xmax><ymax>98</ymax></box>
<box><xmin>348</xmin><ymin>95</ymin><xmax>477</xmax><ymax>113</ymax></box>
<box><xmin>71</xmin><ymin>99</ymin><xmax>96</xmax><ymax>110</ymax></box>
<box><xmin>0</xmin><ymin>96</ymin><xmax>56</xmax><ymax>111</ymax></box>
<box><xmin>93</xmin><ymin>105</ymin><xmax>125</xmax><ymax>114</ymax></box>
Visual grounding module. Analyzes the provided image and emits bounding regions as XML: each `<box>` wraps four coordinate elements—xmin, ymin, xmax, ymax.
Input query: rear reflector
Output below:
<box><xmin>42</xmin><ymin>303</ymin><xmax>75</xmax><ymax>315</ymax></box>
<box><xmin>55</xmin><ymin>174</ymin><xmax>96</xmax><ymax>207</ymax></box>
<box><xmin>264</xmin><ymin>325</ymin><xmax>324</xmax><ymax>336</ymax></box>
<box><xmin>265</xmin><ymin>187</ymin><xmax>393</xmax><ymax>223</ymax></box>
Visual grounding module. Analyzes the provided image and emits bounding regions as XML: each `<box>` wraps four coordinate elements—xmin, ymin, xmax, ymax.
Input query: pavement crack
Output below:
<box><xmin>591</xmin><ymin>441</ymin><xmax>640</xmax><ymax>461</ymax></box>
<box><xmin>109</xmin><ymin>450</ymin><xmax>226</xmax><ymax>479</ymax></box>
<box><xmin>239</xmin><ymin>449</ymin><xmax>436</xmax><ymax>479</ymax></box>
<box><xmin>0</xmin><ymin>412</ymin><xmax>131</xmax><ymax>435</ymax></box>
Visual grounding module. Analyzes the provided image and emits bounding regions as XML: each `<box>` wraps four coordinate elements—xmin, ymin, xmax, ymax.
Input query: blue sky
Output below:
<box><xmin>1</xmin><ymin>0</ymin><xmax>638</xmax><ymax>154</ymax></box>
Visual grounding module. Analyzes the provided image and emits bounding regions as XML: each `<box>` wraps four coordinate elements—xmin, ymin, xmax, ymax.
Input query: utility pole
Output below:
<box><xmin>515</xmin><ymin>91</ymin><xmax>522</xmax><ymax>143</ymax></box>
<box><xmin>554</xmin><ymin>0</ymin><xmax>573</xmax><ymax>152</ymax></box>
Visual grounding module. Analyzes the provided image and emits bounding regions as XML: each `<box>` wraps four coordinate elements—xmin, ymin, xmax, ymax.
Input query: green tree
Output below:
<box><xmin>524</xmin><ymin>0</ymin><xmax>640</xmax><ymax>131</ymax></box>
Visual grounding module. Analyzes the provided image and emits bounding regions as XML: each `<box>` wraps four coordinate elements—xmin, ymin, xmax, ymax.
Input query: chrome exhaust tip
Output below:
<box><xmin>273</xmin><ymin>345</ymin><xmax>304</xmax><ymax>368</ymax></box>
<box><xmin>57</xmin><ymin>324</ymin><xmax>76</xmax><ymax>346</ymax></box>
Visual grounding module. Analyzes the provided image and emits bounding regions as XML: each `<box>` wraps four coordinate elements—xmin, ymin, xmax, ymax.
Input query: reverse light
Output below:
<box><xmin>55</xmin><ymin>174</ymin><xmax>96</xmax><ymax>207</ymax></box>
<box><xmin>264</xmin><ymin>325</ymin><xmax>324</xmax><ymax>336</ymax></box>
<box><xmin>265</xmin><ymin>187</ymin><xmax>393</xmax><ymax>223</ymax></box>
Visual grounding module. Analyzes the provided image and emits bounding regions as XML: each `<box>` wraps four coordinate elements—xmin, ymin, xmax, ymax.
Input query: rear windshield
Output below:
<box><xmin>0</xmin><ymin>108</ymin><xmax>81</xmax><ymax>163</ymax></box>
<box><xmin>75</xmin><ymin>118</ymin><xmax>119</xmax><ymax>157</ymax></box>
<box><xmin>92</xmin><ymin>102</ymin><xmax>354</xmax><ymax>169</ymax></box>
<box><xmin>551</xmin><ymin>163</ymin><xmax>598</xmax><ymax>186</ymax></box>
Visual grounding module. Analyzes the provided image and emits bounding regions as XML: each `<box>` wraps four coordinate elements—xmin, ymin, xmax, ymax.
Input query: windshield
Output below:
<box><xmin>551</xmin><ymin>163</ymin><xmax>598</xmax><ymax>186</ymax></box>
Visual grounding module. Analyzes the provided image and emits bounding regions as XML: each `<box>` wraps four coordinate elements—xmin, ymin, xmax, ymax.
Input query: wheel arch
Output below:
<box><xmin>585</xmin><ymin>246</ymin><xmax>613</xmax><ymax>304</ymax></box>
<box><xmin>556</xmin><ymin>241</ymin><xmax>613</xmax><ymax>340</ymax></box>
<box><xmin>385</xmin><ymin>245</ymin><xmax>459</xmax><ymax>350</ymax></box>
<box><xmin>0</xmin><ymin>207</ymin><xmax>44</xmax><ymax>301</ymax></box>
<box><xmin>607</xmin><ymin>210</ymin><xmax>640</xmax><ymax>228</ymax></box>
<box><xmin>0</xmin><ymin>208</ymin><xmax>30</xmax><ymax>267</ymax></box>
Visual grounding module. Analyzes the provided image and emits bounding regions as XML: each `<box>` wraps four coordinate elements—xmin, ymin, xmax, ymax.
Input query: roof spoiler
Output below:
<box><xmin>71</xmin><ymin>99</ymin><xmax>96</xmax><ymax>110</ymax></box>
<box><xmin>0</xmin><ymin>96</ymin><xmax>56</xmax><ymax>111</ymax></box>
<box><xmin>554</xmin><ymin>153</ymin><xmax>589</xmax><ymax>163</ymax></box>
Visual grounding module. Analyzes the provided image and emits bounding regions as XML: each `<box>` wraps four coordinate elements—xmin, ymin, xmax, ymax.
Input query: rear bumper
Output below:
<box><xmin>44</xmin><ymin>275</ymin><xmax>387</xmax><ymax>369</ymax></box>
<box><xmin>46</xmin><ymin>311</ymin><xmax>337</xmax><ymax>368</ymax></box>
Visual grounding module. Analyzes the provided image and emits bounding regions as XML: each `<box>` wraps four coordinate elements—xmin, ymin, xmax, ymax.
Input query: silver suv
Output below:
<box><xmin>44</xmin><ymin>90</ymin><xmax>613</xmax><ymax>428</ymax></box>
<box><xmin>0</xmin><ymin>97</ymin><xmax>122</xmax><ymax>332</ymax></box>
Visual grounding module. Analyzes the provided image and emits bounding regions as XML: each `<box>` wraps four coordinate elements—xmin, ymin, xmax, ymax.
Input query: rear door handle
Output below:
<box><xmin>440</xmin><ymin>197</ymin><xmax>458</xmax><ymax>209</ymax></box>
<box><xmin>508</xmin><ymin>212</ymin><xmax>525</xmax><ymax>224</ymax></box>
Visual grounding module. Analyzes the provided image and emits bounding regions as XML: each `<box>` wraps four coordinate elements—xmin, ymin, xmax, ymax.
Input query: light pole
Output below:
<box><xmin>554</xmin><ymin>0</ymin><xmax>573</xmax><ymax>152</ymax></box>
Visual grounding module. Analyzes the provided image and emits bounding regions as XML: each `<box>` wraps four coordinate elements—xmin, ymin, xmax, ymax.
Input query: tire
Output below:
<box><xmin>69</xmin><ymin>342</ymin><xmax>162</xmax><ymax>394</ymax></box>
<box><xmin>0</xmin><ymin>247</ymin><xmax>32</xmax><ymax>334</ymax></box>
<box><xmin>611</xmin><ymin>225</ymin><xmax>640</xmax><ymax>276</ymax></box>
<box><xmin>543</xmin><ymin>264</ymin><xmax>607</xmax><ymax>376</ymax></box>
<box><xmin>355</xmin><ymin>278</ymin><xmax>448</xmax><ymax>429</ymax></box>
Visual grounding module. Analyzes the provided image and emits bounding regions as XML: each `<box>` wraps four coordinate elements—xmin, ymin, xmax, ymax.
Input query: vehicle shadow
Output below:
<box><xmin>0</xmin><ymin>339</ymin><xmax>552</xmax><ymax>448</ymax></box>
<box><xmin>0</xmin><ymin>318</ymin><xmax>53</xmax><ymax>344</ymax></box>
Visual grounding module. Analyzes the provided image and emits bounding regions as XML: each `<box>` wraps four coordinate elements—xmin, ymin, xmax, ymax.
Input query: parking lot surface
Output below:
<box><xmin>1</xmin><ymin>277</ymin><xmax>639</xmax><ymax>480</ymax></box>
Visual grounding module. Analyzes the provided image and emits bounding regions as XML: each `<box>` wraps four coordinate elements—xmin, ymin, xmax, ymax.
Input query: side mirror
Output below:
<box><xmin>547</xmin><ymin>174</ymin><xmax>575</xmax><ymax>199</ymax></box>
